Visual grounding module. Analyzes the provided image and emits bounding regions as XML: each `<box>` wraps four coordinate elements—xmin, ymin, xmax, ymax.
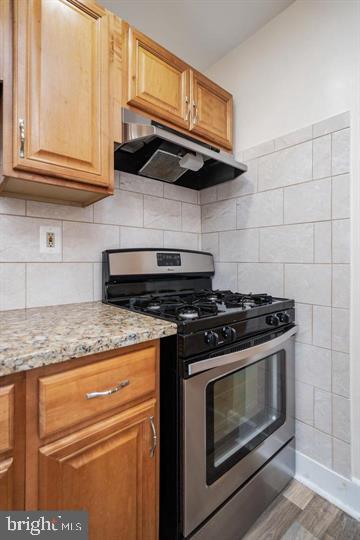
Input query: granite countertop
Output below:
<box><xmin>0</xmin><ymin>302</ymin><xmax>177</xmax><ymax>376</ymax></box>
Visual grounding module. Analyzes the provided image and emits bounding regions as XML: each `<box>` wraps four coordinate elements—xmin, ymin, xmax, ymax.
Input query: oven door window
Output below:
<box><xmin>206</xmin><ymin>351</ymin><xmax>286</xmax><ymax>485</ymax></box>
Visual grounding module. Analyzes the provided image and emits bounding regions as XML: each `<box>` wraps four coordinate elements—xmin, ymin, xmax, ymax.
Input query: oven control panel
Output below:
<box><xmin>178</xmin><ymin>308</ymin><xmax>295</xmax><ymax>359</ymax></box>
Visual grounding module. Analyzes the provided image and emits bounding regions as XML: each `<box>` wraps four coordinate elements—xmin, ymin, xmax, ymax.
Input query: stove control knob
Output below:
<box><xmin>277</xmin><ymin>312</ymin><xmax>290</xmax><ymax>324</ymax></box>
<box><xmin>266</xmin><ymin>315</ymin><xmax>280</xmax><ymax>326</ymax></box>
<box><xmin>222</xmin><ymin>326</ymin><xmax>236</xmax><ymax>340</ymax></box>
<box><xmin>204</xmin><ymin>331</ymin><xmax>219</xmax><ymax>346</ymax></box>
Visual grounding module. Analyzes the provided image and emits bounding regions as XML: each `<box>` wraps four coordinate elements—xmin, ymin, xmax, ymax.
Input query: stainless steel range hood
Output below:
<box><xmin>114</xmin><ymin>109</ymin><xmax>247</xmax><ymax>190</ymax></box>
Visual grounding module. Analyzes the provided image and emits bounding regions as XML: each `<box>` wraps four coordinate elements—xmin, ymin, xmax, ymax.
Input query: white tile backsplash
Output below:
<box><xmin>274</xmin><ymin>125</ymin><xmax>313</xmax><ymax>151</ymax></box>
<box><xmin>313</xmin><ymin>305</ymin><xmax>331</xmax><ymax>349</ymax></box>
<box><xmin>314</xmin><ymin>388</ymin><xmax>332</xmax><ymax>434</ymax></box>
<box><xmin>212</xmin><ymin>262</ymin><xmax>237</xmax><ymax>291</ymax></box>
<box><xmin>236</xmin><ymin>189</ymin><xmax>283</xmax><ymax>229</ymax></box>
<box><xmin>260</xmin><ymin>224</ymin><xmax>313</xmax><ymax>263</ymax></box>
<box><xmin>237</xmin><ymin>263</ymin><xmax>284</xmax><ymax>297</ymax></box>
<box><xmin>332</xmin><ymin>351</ymin><xmax>350</xmax><ymax>398</ymax></box>
<box><xmin>164</xmin><ymin>231</ymin><xmax>200</xmax><ymax>250</ymax></box>
<box><xmin>201</xmin><ymin>233</ymin><xmax>219</xmax><ymax>261</ymax></box>
<box><xmin>332</xmin><ymin>219</ymin><xmax>350</xmax><ymax>263</ymax></box>
<box><xmin>313</xmin><ymin>135</ymin><xmax>331</xmax><ymax>180</ymax></box>
<box><xmin>144</xmin><ymin>195</ymin><xmax>181</xmax><ymax>231</ymax></box>
<box><xmin>258</xmin><ymin>140</ymin><xmax>312</xmax><ymax>191</ymax></box>
<box><xmin>0</xmin><ymin>263</ymin><xmax>26</xmax><ymax>310</ymax></box>
<box><xmin>313</xmin><ymin>112</ymin><xmax>350</xmax><ymax>138</ymax></box>
<box><xmin>27</xmin><ymin>262</ymin><xmax>93</xmax><ymax>307</ymax></box>
<box><xmin>120</xmin><ymin>227</ymin><xmax>163</xmax><ymax>248</ymax></box>
<box><xmin>182</xmin><ymin>203</ymin><xmax>201</xmax><ymax>233</ymax></box>
<box><xmin>164</xmin><ymin>183</ymin><xmax>198</xmax><ymax>204</ymax></box>
<box><xmin>332</xmin><ymin>394</ymin><xmax>350</xmax><ymax>443</ymax></box>
<box><xmin>332</xmin><ymin>128</ymin><xmax>350</xmax><ymax>176</ymax></box>
<box><xmin>295</xmin><ymin>381</ymin><xmax>314</xmax><ymax>425</ymax></box>
<box><xmin>295</xmin><ymin>342</ymin><xmax>331</xmax><ymax>391</ymax></box>
<box><xmin>0</xmin><ymin>215</ymin><xmax>63</xmax><ymax>262</ymax></box>
<box><xmin>27</xmin><ymin>200</ymin><xmax>93</xmax><ymax>222</ymax></box>
<box><xmin>284</xmin><ymin>178</ymin><xmax>331</xmax><ymax>225</ymax></box>
<box><xmin>333</xmin><ymin>438</ymin><xmax>351</xmax><ymax>479</ymax></box>
<box><xmin>285</xmin><ymin>264</ymin><xmax>332</xmax><ymax>305</ymax></box>
<box><xmin>219</xmin><ymin>229</ymin><xmax>259</xmax><ymax>262</ymax></box>
<box><xmin>332</xmin><ymin>174</ymin><xmax>350</xmax><ymax>219</ymax></box>
<box><xmin>202</xmin><ymin>199</ymin><xmax>236</xmax><ymax>232</ymax></box>
<box><xmin>94</xmin><ymin>190</ymin><xmax>143</xmax><ymax>227</ymax></box>
<box><xmin>0</xmin><ymin>197</ymin><xmax>26</xmax><ymax>216</ymax></box>
<box><xmin>314</xmin><ymin>221</ymin><xmax>332</xmax><ymax>263</ymax></box>
<box><xmin>63</xmin><ymin>221</ymin><xmax>119</xmax><ymax>262</ymax></box>
<box><xmin>118</xmin><ymin>171</ymin><xmax>164</xmax><ymax>197</ymax></box>
<box><xmin>332</xmin><ymin>308</ymin><xmax>350</xmax><ymax>353</ymax></box>
<box><xmin>295</xmin><ymin>303</ymin><xmax>313</xmax><ymax>344</ymax></box>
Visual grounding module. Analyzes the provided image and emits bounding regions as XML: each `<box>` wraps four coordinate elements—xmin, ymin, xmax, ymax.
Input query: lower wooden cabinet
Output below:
<box><xmin>0</xmin><ymin>458</ymin><xmax>14</xmax><ymax>510</ymax></box>
<box><xmin>18</xmin><ymin>341</ymin><xmax>160</xmax><ymax>539</ymax></box>
<box><xmin>38</xmin><ymin>400</ymin><xmax>157</xmax><ymax>540</ymax></box>
<box><xmin>0</xmin><ymin>375</ymin><xmax>25</xmax><ymax>510</ymax></box>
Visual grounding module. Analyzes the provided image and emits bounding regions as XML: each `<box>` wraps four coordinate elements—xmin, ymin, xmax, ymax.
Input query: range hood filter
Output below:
<box><xmin>139</xmin><ymin>149</ymin><xmax>188</xmax><ymax>183</ymax></box>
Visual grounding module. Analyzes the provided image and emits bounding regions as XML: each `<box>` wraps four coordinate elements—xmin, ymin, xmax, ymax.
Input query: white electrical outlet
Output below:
<box><xmin>40</xmin><ymin>226</ymin><xmax>61</xmax><ymax>254</ymax></box>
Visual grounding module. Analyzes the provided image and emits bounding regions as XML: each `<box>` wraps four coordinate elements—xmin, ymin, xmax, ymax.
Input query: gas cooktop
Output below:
<box><xmin>119</xmin><ymin>290</ymin><xmax>274</xmax><ymax>320</ymax></box>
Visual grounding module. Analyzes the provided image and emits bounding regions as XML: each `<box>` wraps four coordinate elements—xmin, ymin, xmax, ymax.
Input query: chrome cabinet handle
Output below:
<box><xmin>85</xmin><ymin>379</ymin><xmax>130</xmax><ymax>400</ymax></box>
<box><xmin>185</xmin><ymin>96</ymin><xmax>190</xmax><ymax>121</ymax></box>
<box><xmin>192</xmin><ymin>101</ymin><xmax>198</xmax><ymax>125</ymax></box>
<box><xmin>19</xmin><ymin>119</ymin><xmax>25</xmax><ymax>158</ymax></box>
<box><xmin>149</xmin><ymin>415</ymin><xmax>157</xmax><ymax>458</ymax></box>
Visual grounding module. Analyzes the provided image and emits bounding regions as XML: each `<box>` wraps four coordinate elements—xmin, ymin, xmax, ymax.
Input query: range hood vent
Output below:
<box><xmin>114</xmin><ymin>109</ymin><xmax>247</xmax><ymax>190</ymax></box>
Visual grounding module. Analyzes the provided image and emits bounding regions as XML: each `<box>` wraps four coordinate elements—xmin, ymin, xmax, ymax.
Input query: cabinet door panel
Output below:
<box><xmin>0</xmin><ymin>458</ymin><xmax>14</xmax><ymax>510</ymax></box>
<box><xmin>38</xmin><ymin>400</ymin><xmax>157</xmax><ymax>540</ymax></box>
<box><xmin>190</xmin><ymin>71</ymin><xmax>233</xmax><ymax>150</ymax></box>
<box><xmin>127</xmin><ymin>27</ymin><xmax>190</xmax><ymax>129</ymax></box>
<box><xmin>13</xmin><ymin>0</ymin><xmax>111</xmax><ymax>187</ymax></box>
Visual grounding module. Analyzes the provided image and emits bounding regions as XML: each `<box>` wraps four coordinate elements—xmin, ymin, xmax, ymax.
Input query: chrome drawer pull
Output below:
<box><xmin>85</xmin><ymin>379</ymin><xmax>130</xmax><ymax>400</ymax></box>
<box><xmin>149</xmin><ymin>416</ymin><xmax>157</xmax><ymax>458</ymax></box>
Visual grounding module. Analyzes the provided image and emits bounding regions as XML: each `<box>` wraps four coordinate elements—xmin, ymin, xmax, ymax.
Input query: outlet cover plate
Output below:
<box><xmin>40</xmin><ymin>226</ymin><xmax>62</xmax><ymax>254</ymax></box>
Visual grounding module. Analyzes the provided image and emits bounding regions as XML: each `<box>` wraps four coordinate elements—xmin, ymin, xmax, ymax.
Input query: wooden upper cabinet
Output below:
<box><xmin>190</xmin><ymin>71</ymin><xmax>233</xmax><ymax>150</ymax></box>
<box><xmin>38</xmin><ymin>400</ymin><xmax>158</xmax><ymax>540</ymax></box>
<box><xmin>126</xmin><ymin>26</ymin><xmax>190</xmax><ymax>130</ymax></box>
<box><xmin>124</xmin><ymin>25</ymin><xmax>233</xmax><ymax>150</ymax></box>
<box><xmin>12</xmin><ymin>0</ymin><xmax>111</xmax><ymax>187</ymax></box>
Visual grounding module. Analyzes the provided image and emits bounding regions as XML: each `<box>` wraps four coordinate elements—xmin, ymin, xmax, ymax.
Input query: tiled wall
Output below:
<box><xmin>200</xmin><ymin>111</ymin><xmax>351</xmax><ymax>479</ymax></box>
<box><xmin>0</xmin><ymin>111</ymin><xmax>351</xmax><ymax>480</ymax></box>
<box><xmin>0</xmin><ymin>173</ymin><xmax>201</xmax><ymax>309</ymax></box>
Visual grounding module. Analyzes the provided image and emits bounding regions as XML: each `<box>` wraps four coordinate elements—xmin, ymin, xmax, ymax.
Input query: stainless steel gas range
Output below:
<box><xmin>102</xmin><ymin>248</ymin><xmax>296</xmax><ymax>540</ymax></box>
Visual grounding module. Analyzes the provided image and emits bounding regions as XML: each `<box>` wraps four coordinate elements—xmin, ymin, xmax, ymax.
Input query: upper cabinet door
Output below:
<box><xmin>126</xmin><ymin>27</ymin><xmax>190</xmax><ymax>130</ymax></box>
<box><xmin>190</xmin><ymin>71</ymin><xmax>233</xmax><ymax>150</ymax></box>
<box><xmin>13</xmin><ymin>0</ymin><xmax>111</xmax><ymax>187</ymax></box>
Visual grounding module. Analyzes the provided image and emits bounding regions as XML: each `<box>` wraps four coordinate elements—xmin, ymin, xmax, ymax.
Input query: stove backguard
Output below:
<box><xmin>102</xmin><ymin>248</ymin><xmax>214</xmax><ymax>303</ymax></box>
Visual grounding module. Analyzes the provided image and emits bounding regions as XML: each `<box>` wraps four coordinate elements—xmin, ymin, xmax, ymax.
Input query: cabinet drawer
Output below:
<box><xmin>0</xmin><ymin>385</ymin><xmax>14</xmax><ymax>453</ymax></box>
<box><xmin>39</xmin><ymin>345</ymin><xmax>156</xmax><ymax>438</ymax></box>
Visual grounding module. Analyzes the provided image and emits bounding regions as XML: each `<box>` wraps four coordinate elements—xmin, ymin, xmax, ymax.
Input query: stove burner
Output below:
<box><xmin>177</xmin><ymin>307</ymin><xmax>200</xmax><ymax>320</ymax></box>
<box><xmin>224</xmin><ymin>293</ymin><xmax>273</xmax><ymax>308</ymax></box>
<box><xmin>147</xmin><ymin>301</ymin><xmax>162</xmax><ymax>311</ymax></box>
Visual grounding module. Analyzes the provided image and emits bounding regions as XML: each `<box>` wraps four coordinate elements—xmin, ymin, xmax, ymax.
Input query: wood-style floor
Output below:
<box><xmin>243</xmin><ymin>480</ymin><xmax>360</xmax><ymax>539</ymax></box>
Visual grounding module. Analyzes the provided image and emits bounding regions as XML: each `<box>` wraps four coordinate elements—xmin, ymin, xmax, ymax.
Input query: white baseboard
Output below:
<box><xmin>295</xmin><ymin>450</ymin><xmax>360</xmax><ymax>520</ymax></box>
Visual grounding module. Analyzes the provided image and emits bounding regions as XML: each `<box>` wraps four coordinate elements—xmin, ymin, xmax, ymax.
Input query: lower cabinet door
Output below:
<box><xmin>0</xmin><ymin>458</ymin><xmax>14</xmax><ymax>509</ymax></box>
<box><xmin>38</xmin><ymin>400</ymin><xmax>158</xmax><ymax>540</ymax></box>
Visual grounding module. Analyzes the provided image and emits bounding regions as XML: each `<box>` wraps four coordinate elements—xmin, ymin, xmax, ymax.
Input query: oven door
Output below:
<box><xmin>182</xmin><ymin>327</ymin><xmax>296</xmax><ymax>538</ymax></box>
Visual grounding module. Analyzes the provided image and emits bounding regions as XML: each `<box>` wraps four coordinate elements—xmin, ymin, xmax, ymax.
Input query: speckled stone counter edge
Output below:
<box><xmin>0</xmin><ymin>302</ymin><xmax>177</xmax><ymax>376</ymax></box>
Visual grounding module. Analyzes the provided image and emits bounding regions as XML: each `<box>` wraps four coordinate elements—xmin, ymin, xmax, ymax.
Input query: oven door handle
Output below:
<box><xmin>188</xmin><ymin>326</ymin><xmax>297</xmax><ymax>376</ymax></box>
